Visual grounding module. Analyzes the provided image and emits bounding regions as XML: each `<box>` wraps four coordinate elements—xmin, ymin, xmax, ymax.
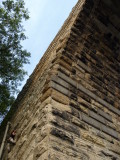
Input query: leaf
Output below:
<box><xmin>0</xmin><ymin>0</ymin><xmax>30</xmax><ymax>116</ymax></box>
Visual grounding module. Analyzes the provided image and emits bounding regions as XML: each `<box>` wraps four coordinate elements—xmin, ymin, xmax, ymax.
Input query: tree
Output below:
<box><xmin>0</xmin><ymin>0</ymin><xmax>30</xmax><ymax>117</ymax></box>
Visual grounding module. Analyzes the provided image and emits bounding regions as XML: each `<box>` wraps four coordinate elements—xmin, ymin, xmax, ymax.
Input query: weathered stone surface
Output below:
<box><xmin>1</xmin><ymin>0</ymin><xmax>120</xmax><ymax>159</ymax></box>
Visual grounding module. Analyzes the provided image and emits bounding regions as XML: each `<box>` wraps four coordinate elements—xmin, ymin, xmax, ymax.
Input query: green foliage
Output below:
<box><xmin>0</xmin><ymin>0</ymin><xmax>30</xmax><ymax>116</ymax></box>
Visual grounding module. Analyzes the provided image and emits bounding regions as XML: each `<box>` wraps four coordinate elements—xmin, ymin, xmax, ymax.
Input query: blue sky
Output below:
<box><xmin>20</xmin><ymin>0</ymin><xmax>78</xmax><ymax>91</ymax></box>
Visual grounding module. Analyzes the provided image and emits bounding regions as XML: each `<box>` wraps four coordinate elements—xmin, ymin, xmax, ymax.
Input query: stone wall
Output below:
<box><xmin>1</xmin><ymin>0</ymin><xmax>120</xmax><ymax>159</ymax></box>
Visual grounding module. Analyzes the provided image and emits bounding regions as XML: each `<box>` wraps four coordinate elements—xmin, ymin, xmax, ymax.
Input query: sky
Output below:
<box><xmin>20</xmin><ymin>0</ymin><xmax>78</xmax><ymax>91</ymax></box>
